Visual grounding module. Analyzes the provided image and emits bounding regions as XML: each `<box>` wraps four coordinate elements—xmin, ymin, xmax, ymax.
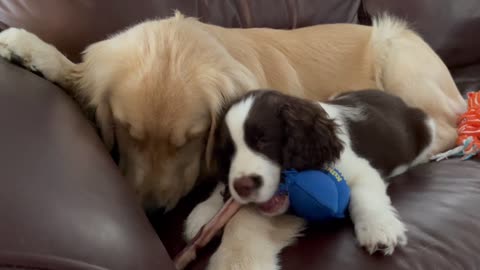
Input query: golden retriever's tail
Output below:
<box><xmin>371</xmin><ymin>15</ymin><xmax>409</xmax><ymax>44</ymax></box>
<box><xmin>369</xmin><ymin>14</ymin><xmax>411</xmax><ymax>90</ymax></box>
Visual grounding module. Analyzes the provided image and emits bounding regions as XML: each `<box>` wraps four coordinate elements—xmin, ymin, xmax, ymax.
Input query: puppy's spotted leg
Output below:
<box><xmin>0</xmin><ymin>28</ymin><xmax>76</xmax><ymax>89</ymax></box>
<box><xmin>207</xmin><ymin>207</ymin><xmax>305</xmax><ymax>270</ymax></box>
<box><xmin>345</xmin><ymin>162</ymin><xmax>407</xmax><ymax>255</ymax></box>
<box><xmin>184</xmin><ymin>183</ymin><xmax>226</xmax><ymax>241</ymax></box>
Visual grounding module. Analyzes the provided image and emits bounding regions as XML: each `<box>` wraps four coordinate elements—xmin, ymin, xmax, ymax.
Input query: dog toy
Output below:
<box><xmin>278</xmin><ymin>168</ymin><xmax>350</xmax><ymax>222</ymax></box>
<box><xmin>431</xmin><ymin>91</ymin><xmax>480</xmax><ymax>161</ymax></box>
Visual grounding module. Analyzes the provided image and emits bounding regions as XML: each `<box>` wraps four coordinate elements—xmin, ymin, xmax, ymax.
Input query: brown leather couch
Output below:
<box><xmin>1</xmin><ymin>1</ymin><xmax>480</xmax><ymax>270</ymax></box>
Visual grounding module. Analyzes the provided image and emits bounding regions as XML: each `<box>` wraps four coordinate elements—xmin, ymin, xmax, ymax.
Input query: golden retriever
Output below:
<box><xmin>0</xmin><ymin>12</ymin><xmax>466</xmax><ymax>269</ymax></box>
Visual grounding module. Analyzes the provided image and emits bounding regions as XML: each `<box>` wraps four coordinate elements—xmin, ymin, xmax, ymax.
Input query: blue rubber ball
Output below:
<box><xmin>278</xmin><ymin>169</ymin><xmax>350</xmax><ymax>222</ymax></box>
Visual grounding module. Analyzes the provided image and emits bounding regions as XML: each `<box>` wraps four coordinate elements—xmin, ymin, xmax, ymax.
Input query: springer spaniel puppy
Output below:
<box><xmin>185</xmin><ymin>89</ymin><xmax>434</xmax><ymax>261</ymax></box>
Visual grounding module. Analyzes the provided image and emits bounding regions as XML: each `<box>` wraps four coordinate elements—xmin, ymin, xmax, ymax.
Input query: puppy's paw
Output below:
<box><xmin>0</xmin><ymin>28</ymin><xmax>67</xmax><ymax>81</ymax></box>
<box><xmin>354</xmin><ymin>208</ymin><xmax>407</xmax><ymax>255</ymax></box>
<box><xmin>183</xmin><ymin>184</ymin><xmax>225</xmax><ymax>242</ymax></box>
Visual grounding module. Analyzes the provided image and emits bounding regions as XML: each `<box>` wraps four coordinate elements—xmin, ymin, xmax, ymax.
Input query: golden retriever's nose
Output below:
<box><xmin>233</xmin><ymin>175</ymin><xmax>262</xmax><ymax>198</ymax></box>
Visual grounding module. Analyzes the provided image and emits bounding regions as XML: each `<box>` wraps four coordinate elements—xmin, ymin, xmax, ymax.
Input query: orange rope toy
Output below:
<box><xmin>431</xmin><ymin>91</ymin><xmax>480</xmax><ymax>161</ymax></box>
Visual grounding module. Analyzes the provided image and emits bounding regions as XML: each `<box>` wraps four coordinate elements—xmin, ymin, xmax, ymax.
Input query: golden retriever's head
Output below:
<box><xmin>78</xmin><ymin>12</ymin><xmax>257</xmax><ymax>209</ymax></box>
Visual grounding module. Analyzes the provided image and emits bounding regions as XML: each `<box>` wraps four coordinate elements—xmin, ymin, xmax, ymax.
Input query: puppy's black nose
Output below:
<box><xmin>233</xmin><ymin>175</ymin><xmax>262</xmax><ymax>198</ymax></box>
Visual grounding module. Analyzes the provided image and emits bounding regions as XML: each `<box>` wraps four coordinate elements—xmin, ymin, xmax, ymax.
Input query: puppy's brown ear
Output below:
<box><xmin>95</xmin><ymin>101</ymin><xmax>115</xmax><ymax>151</ymax></box>
<box><xmin>280</xmin><ymin>97</ymin><xmax>343</xmax><ymax>170</ymax></box>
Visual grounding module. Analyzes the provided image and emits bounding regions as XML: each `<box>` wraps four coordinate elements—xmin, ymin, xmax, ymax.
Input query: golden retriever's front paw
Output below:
<box><xmin>183</xmin><ymin>184</ymin><xmax>225</xmax><ymax>242</ymax></box>
<box><xmin>0</xmin><ymin>28</ymin><xmax>67</xmax><ymax>82</ymax></box>
<box><xmin>207</xmin><ymin>246</ymin><xmax>279</xmax><ymax>270</ymax></box>
<box><xmin>0</xmin><ymin>28</ymin><xmax>40</xmax><ymax>71</ymax></box>
<box><xmin>355</xmin><ymin>209</ymin><xmax>408</xmax><ymax>255</ymax></box>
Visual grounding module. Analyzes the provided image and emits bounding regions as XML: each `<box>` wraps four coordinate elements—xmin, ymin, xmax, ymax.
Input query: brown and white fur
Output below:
<box><xmin>186</xmin><ymin>89</ymin><xmax>434</xmax><ymax>267</ymax></box>
<box><xmin>0</xmin><ymin>12</ymin><xmax>465</xmax><ymax>270</ymax></box>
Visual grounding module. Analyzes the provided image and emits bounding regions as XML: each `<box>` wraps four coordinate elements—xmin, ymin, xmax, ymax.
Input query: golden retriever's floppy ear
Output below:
<box><xmin>75</xmin><ymin>41</ymin><xmax>119</xmax><ymax>151</ymax></box>
<box><xmin>95</xmin><ymin>101</ymin><xmax>115</xmax><ymax>151</ymax></box>
<box><xmin>205</xmin><ymin>110</ymin><xmax>218</xmax><ymax>172</ymax></box>
<box><xmin>201</xmin><ymin>56</ymin><xmax>259</xmax><ymax>172</ymax></box>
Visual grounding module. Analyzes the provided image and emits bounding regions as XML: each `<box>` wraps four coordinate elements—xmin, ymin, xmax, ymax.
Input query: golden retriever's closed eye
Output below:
<box><xmin>0</xmin><ymin>12</ymin><xmax>466</xmax><ymax>211</ymax></box>
<box><xmin>68</xmin><ymin>13</ymin><xmax>258</xmax><ymax>209</ymax></box>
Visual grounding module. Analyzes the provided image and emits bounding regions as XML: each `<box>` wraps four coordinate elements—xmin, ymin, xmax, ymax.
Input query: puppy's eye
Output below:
<box><xmin>251</xmin><ymin>128</ymin><xmax>268</xmax><ymax>147</ymax></box>
<box><xmin>256</xmin><ymin>136</ymin><xmax>270</xmax><ymax>149</ymax></box>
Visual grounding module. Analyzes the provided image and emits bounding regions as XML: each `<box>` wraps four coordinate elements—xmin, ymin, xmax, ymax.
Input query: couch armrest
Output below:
<box><xmin>0</xmin><ymin>59</ymin><xmax>174</xmax><ymax>270</ymax></box>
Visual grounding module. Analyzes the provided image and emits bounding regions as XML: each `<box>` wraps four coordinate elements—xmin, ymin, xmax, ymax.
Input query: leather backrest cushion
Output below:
<box><xmin>364</xmin><ymin>0</ymin><xmax>480</xmax><ymax>68</ymax></box>
<box><xmin>1</xmin><ymin>0</ymin><xmax>478</xmax><ymax>67</ymax></box>
<box><xmin>0</xmin><ymin>0</ymin><xmax>360</xmax><ymax>62</ymax></box>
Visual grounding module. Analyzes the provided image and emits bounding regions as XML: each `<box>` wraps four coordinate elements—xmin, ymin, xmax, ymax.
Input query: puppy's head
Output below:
<box><xmin>214</xmin><ymin>90</ymin><xmax>343</xmax><ymax>215</ymax></box>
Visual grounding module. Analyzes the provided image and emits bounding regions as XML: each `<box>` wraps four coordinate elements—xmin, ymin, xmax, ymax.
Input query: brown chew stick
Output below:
<box><xmin>173</xmin><ymin>197</ymin><xmax>242</xmax><ymax>270</ymax></box>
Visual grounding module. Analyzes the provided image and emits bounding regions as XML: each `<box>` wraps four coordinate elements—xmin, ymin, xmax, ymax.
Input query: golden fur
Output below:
<box><xmin>0</xmin><ymin>12</ymin><xmax>465</xmax><ymax>211</ymax></box>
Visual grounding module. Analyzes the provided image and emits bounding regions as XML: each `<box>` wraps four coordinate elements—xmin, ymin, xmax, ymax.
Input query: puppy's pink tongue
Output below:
<box><xmin>258</xmin><ymin>194</ymin><xmax>288</xmax><ymax>214</ymax></box>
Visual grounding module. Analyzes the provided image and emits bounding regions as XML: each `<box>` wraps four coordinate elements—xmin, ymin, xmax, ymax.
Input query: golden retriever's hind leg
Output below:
<box><xmin>431</xmin><ymin>120</ymin><xmax>458</xmax><ymax>155</ymax></box>
<box><xmin>371</xmin><ymin>17</ymin><xmax>466</xmax><ymax>154</ymax></box>
<box><xmin>379</xmin><ymin>60</ymin><xmax>463</xmax><ymax>154</ymax></box>
<box><xmin>381</xmin><ymin>67</ymin><xmax>462</xmax><ymax>155</ymax></box>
